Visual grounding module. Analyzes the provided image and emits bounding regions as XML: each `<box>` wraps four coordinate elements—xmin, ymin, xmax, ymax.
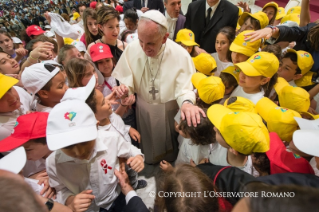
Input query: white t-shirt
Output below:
<box><xmin>230</xmin><ymin>86</ymin><xmax>264</xmax><ymax>104</ymax></box>
<box><xmin>0</xmin><ymin>86</ymin><xmax>33</xmax><ymax>140</ymax></box>
<box><xmin>36</xmin><ymin>102</ymin><xmax>52</xmax><ymax>112</ymax></box>
<box><xmin>288</xmin><ymin>80</ymin><xmax>297</xmax><ymax>87</ymax></box>
<box><xmin>211</xmin><ymin>52</ymin><xmax>233</xmax><ymax>77</ymax></box>
<box><xmin>23</xmin><ymin>158</ymin><xmax>46</xmax><ymax>177</ymax></box>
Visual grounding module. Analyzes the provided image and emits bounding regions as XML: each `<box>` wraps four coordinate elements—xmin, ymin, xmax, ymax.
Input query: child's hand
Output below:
<box><xmin>71</xmin><ymin>190</ymin><xmax>95</xmax><ymax>212</ymax></box>
<box><xmin>105</xmin><ymin>91</ymin><xmax>120</xmax><ymax>106</ymax></box>
<box><xmin>38</xmin><ymin>177</ymin><xmax>56</xmax><ymax>199</ymax></box>
<box><xmin>121</xmin><ymin>94</ymin><xmax>135</xmax><ymax>106</ymax></box>
<box><xmin>129</xmin><ymin>127</ymin><xmax>140</xmax><ymax>143</ymax></box>
<box><xmin>127</xmin><ymin>155</ymin><xmax>144</xmax><ymax>172</ymax></box>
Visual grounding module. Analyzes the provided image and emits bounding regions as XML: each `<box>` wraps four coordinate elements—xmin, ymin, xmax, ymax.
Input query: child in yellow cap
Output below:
<box><xmin>192</xmin><ymin>53</ymin><xmax>217</xmax><ymax>76</ymax></box>
<box><xmin>175</xmin><ymin>29</ymin><xmax>199</xmax><ymax>57</ymax></box>
<box><xmin>207</xmin><ymin>104</ymin><xmax>270</xmax><ymax>175</ymax></box>
<box><xmin>278</xmin><ymin>49</ymin><xmax>314</xmax><ymax>87</ymax></box>
<box><xmin>237</xmin><ymin>11</ymin><xmax>269</xmax><ymax>35</ymax></box>
<box><xmin>280</xmin><ymin>13</ymin><xmax>300</xmax><ymax>26</ymax></box>
<box><xmin>262</xmin><ymin>2</ymin><xmax>278</xmax><ymax>25</ymax></box>
<box><xmin>230</xmin><ymin>30</ymin><xmax>262</xmax><ymax>64</ymax></box>
<box><xmin>231</xmin><ymin>52</ymin><xmax>279</xmax><ymax>104</ymax></box>
<box><xmin>274</xmin><ymin>7</ymin><xmax>285</xmax><ymax>26</ymax></box>
<box><xmin>219</xmin><ymin>66</ymin><xmax>239</xmax><ymax>103</ymax></box>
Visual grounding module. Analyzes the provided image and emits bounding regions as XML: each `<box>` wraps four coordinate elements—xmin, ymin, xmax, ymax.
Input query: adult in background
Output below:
<box><xmin>113</xmin><ymin>10</ymin><xmax>204</xmax><ymax>164</ymax></box>
<box><xmin>185</xmin><ymin>0</ymin><xmax>238</xmax><ymax>53</ymax></box>
<box><xmin>164</xmin><ymin>0</ymin><xmax>185</xmax><ymax>40</ymax></box>
<box><xmin>132</xmin><ymin>0</ymin><xmax>164</xmax><ymax>14</ymax></box>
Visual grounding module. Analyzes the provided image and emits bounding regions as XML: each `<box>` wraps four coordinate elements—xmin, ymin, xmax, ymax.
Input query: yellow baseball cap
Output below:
<box><xmin>286</xmin><ymin>49</ymin><xmax>314</xmax><ymax>75</ymax></box>
<box><xmin>256</xmin><ymin>97</ymin><xmax>301</xmax><ymax>142</ymax></box>
<box><xmin>191</xmin><ymin>73</ymin><xmax>225</xmax><ymax>104</ymax></box>
<box><xmin>72</xmin><ymin>12</ymin><xmax>80</xmax><ymax>20</ymax></box>
<box><xmin>192</xmin><ymin>53</ymin><xmax>217</xmax><ymax>76</ymax></box>
<box><xmin>263</xmin><ymin>1</ymin><xmax>279</xmax><ymax>12</ymax></box>
<box><xmin>64</xmin><ymin>37</ymin><xmax>74</xmax><ymax>45</ymax></box>
<box><xmin>280</xmin><ymin>13</ymin><xmax>300</xmax><ymax>25</ymax></box>
<box><xmin>208</xmin><ymin>104</ymin><xmax>270</xmax><ymax>154</ymax></box>
<box><xmin>235</xmin><ymin>52</ymin><xmax>279</xmax><ymax>77</ymax></box>
<box><xmin>238</xmin><ymin>7</ymin><xmax>243</xmax><ymax>16</ymax></box>
<box><xmin>224</xmin><ymin>96</ymin><xmax>256</xmax><ymax>113</ymax></box>
<box><xmin>278</xmin><ymin>86</ymin><xmax>310</xmax><ymax>113</ymax></box>
<box><xmin>230</xmin><ymin>30</ymin><xmax>262</xmax><ymax>57</ymax></box>
<box><xmin>0</xmin><ymin>74</ymin><xmax>19</xmax><ymax>99</ymax></box>
<box><xmin>295</xmin><ymin>71</ymin><xmax>315</xmax><ymax>87</ymax></box>
<box><xmin>175</xmin><ymin>29</ymin><xmax>199</xmax><ymax>47</ymax></box>
<box><xmin>221</xmin><ymin>66</ymin><xmax>240</xmax><ymax>83</ymax></box>
<box><xmin>274</xmin><ymin>77</ymin><xmax>290</xmax><ymax>95</ymax></box>
<box><xmin>239</xmin><ymin>11</ymin><xmax>269</xmax><ymax>29</ymax></box>
<box><xmin>287</xmin><ymin>6</ymin><xmax>301</xmax><ymax>15</ymax></box>
<box><xmin>300</xmin><ymin>111</ymin><xmax>319</xmax><ymax>120</ymax></box>
<box><xmin>276</xmin><ymin>7</ymin><xmax>285</xmax><ymax>20</ymax></box>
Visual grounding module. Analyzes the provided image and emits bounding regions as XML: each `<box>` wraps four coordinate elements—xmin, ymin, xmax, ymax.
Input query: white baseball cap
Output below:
<box><xmin>46</xmin><ymin>100</ymin><xmax>98</xmax><ymax>151</ymax></box>
<box><xmin>61</xmin><ymin>75</ymin><xmax>95</xmax><ymax>102</ymax></box>
<box><xmin>44</xmin><ymin>25</ymin><xmax>51</xmax><ymax>29</ymax></box>
<box><xmin>0</xmin><ymin>147</ymin><xmax>26</xmax><ymax>174</ymax></box>
<box><xmin>125</xmin><ymin>33</ymin><xmax>138</xmax><ymax>44</ymax></box>
<box><xmin>44</xmin><ymin>31</ymin><xmax>55</xmax><ymax>38</ymax></box>
<box><xmin>292</xmin><ymin>117</ymin><xmax>319</xmax><ymax>157</ymax></box>
<box><xmin>72</xmin><ymin>40</ymin><xmax>86</xmax><ymax>53</ymax></box>
<box><xmin>140</xmin><ymin>10</ymin><xmax>168</xmax><ymax>30</ymax></box>
<box><xmin>12</xmin><ymin>37</ymin><xmax>22</xmax><ymax>44</ymax></box>
<box><xmin>21</xmin><ymin>63</ymin><xmax>61</xmax><ymax>97</ymax></box>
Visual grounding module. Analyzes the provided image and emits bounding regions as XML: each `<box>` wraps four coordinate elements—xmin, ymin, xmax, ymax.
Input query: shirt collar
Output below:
<box><xmin>165</xmin><ymin>11</ymin><xmax>178</xmax><ymax>22</ymax></box>
<box><xmin>206</xmin><ymin>0</ymin><xmax>220</xmax><ymax>11</ymax></box>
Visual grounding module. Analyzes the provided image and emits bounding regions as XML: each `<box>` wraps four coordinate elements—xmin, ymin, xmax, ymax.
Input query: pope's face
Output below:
<box><xmin>138</xmin><ymin>20</ymin><xmax>169</xmax><ymax>57</ymax></box>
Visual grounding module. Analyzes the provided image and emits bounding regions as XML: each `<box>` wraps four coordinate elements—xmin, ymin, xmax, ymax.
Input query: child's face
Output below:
<box><xmin>99</xmin><ymin>18</ymin><xmax>120</xmax><ymax>42</ymax></box>
<box><xmin>97</xmin><ymin>58</ymin><xmax>113</xmax><ymax>77</ymax></box>
<box><xmin>0</xmin><ymin>52</ymin><xmax>19</xmax><ymax>74</ymax></box>
<box><xmin>239</xmin><ymin>71</ymin><xmax>269</xmax><ymax>91</ymax></box>
<box><xmin>87</xmin><ymin>15</ymin><xmax>98</xmax><ymax>36</ymax></box>
<box><xmin>124</xmin><ymin>18</ymin><xmax>138</xmax><ymax>31</ymax></box>
<box><xmin>0</xmin><ymin>87</ymin><xmax>20</xmax><ymax>113</ymax></box>
<box><xmin>215</xmin><ymin>33</ymin><xmax>230</xmax><ymax>58</ymax></box>
<box><xmin>0</xmin><ymin>34</ymin><xmax>14</xmax><ymax>52</ymax></box>
<box><xmin>214</xmin><ymin>127</ymin><xmax>229</xmax><ymax>149</ymax></box>
<box><xmin>61</xmin><ymin>140</ymin><xmax>95</xmax><ymax>160</ymax></box>
<box><xmin>180</xmin><ymin>43</ymin><xmax>193</xmax><ymax>54</ymax></box>
<box><xmin>23</xmin><ymin>140</ymin><xmax>51</xmax><ymax>161</ymax></box>
<box><xmin>263</xmin><ymin>6</ymin><xmax>276</xmax><ymax>22</ymax></box>
<box><xmin>42</xmin><ymin>72</ymin><xmax>68</xmax><ymax>104</ymax></box>
<box><xmin>278</xmin><ymin>58</ymin><xmax>299</xmax><ymax>82</ymax></box>
<box><xmin>224</xmin><ymin>82</ymin><xmax>235</xmax><ymax>95</ymax></box>
<box><xmin>238</xmin><ymin>17</ymin><xmax>255</xmax><ymax>34</ymax></box>
<box><xmin>231</xmin><ymin>52</ymin><xmax>249</xmax><ymax>64</ymax></box>
<box><xmin>81</xmin><ymin>64</ymin><xmax>98</xmax><ymax>86</ymax></box>
<box><xmin>95</xmin><ymin>89</ymin><xmax>113</xmax><ymax>121</ymax></box>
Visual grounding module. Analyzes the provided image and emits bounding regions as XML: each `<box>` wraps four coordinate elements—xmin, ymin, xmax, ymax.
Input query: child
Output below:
<box><xmin>46</xmin><ymin>98</ymin><xmax>144</xmax><ymax>211</ymax></box>
<box><xmin>0</xmin><ymin>112</ymin><xmax>55</xmax><ymax>197</ymax></box>
<box><xmin>212</xmin><ymin>26</ymin><xmax>235</xmax><ymax>76</ymax></box>
<box><xmin>237</xmin><ymin>11</ymin><xmax>269</xmax><ymax>35</ymax></box>
<box><xmin>123</xmin><ymin>8</ymin><xmax>138</xmax><ymax>32</ymax></box>
<box><xmin>175</xmin><ymin>29</ymin><xmax>199</xmax><ymax>57</ymax></box>
<box><xmin>262</xmin><ymin>1</ymin><xmax>278</xmax><ymax>25</ymax></box>
<box><xmin>81</xmin><ymin>7</ymin><xmax>101</xmax><ymax>47</ymax></box>
<box><xmin>0</xmin><ymin>74</ymin><xmax>33</xmax><ymax>140</ymax></box>
<box><xmin>0</xmin><ymin>51</ymin><xmax>20</xmax><ymax>75</ymax></box>
<box><xmin>230</xmin><ymin>30</ymin><xmax>262</xmax><ymax>64</ymax></box>
<box><xmin>220</xmin><ymin>66</ymin><xmax>239</xmax><ymax>103</ymax></box>
<box><xmin>278</xmin><ymin>49</ymin><xmax>314</xmax><ymax>87</ymax></box>
<box><xmin>192</xmin><ymin>53</ymin><xmax>217</xmax><ymax>76</ymax></box>
<box><xmin>224</xmin><ymin>96</ymin><xmax>256</xmax><ymax>113</ymax></box>
<box><xmin>207</xmin><ymin>104</ymin><xmax>270</xmax><ymax>175</ymax></box>
<box><xmin>274</xmin><ymin>7</ymin><xmax>285</xmax><ymax>26</ymax></box>
<box><xmin>231</xmin><ymin>52</ymin><xmax>279</xmax><ymax>104</ymax></box>
<box><xmin>21</xmin><ymin>63</ymin><xmax>68</xmax><ymax>112</ymax></box>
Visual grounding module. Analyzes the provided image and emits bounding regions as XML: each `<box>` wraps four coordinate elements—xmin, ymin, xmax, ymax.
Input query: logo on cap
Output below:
<box><xmin>250</xmin><ymin>55</ymin><xmax>261</xmax><ymax>63</ymax></box>
<box><xmin>14</xmin><ymin>121</ymin><xmax>18</xmax><ymax>127</ymax></box>
<box><xmin>64</xmin><ymin>112</ymin><xmax>76</xmax><ymax>121</ymax></box>
<box><xmin>243</xmin><ymin>35</ymin><xmax>251</xmax><ymax>46</ymax></box>
<box><xmin>189</xmin><ymin>33</ymin><xmax>192</xmax><ymax>38</ymax></box>
<box><xmin>304</xmin><ymin>53</ymin><xmax>310</xmax><ymax>57</ymax></box>
<box><xmin>234</xmin><ymin>112</ymin><xmax>239</xmax><ymax>114</ymax></box>
<box><xmin>99</xmin><ymin>45</ymin><xmax>103</xmax><ymax>53</ymax></box>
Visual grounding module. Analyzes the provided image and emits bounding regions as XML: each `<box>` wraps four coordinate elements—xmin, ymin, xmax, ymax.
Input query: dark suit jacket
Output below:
<box><xmin>133</xmin><ymin>0</ymin><xmax>164</xmax><ymax>14</ymax></box>
<box><xmin>173</xmin><ymin>14</ymin><xmax>186</xmax><ymax>41</ymax></box>
<box><xmin>124</xmin><ymin>196</ymin><xmax>149</xmax><ymax>212</ymax></box>
<box><xmin>185</xmin><ymin>0</ymin><xmax>238</xmax><ymax>53</ymax></box>
<box><xmin>59</xmin><ymin>8</ymin><xmax>68</xmax><ymax>15</ymax></box>
<box><xmin>123</xmin><ymin>0</ymin><xmax>134</xmax><ymax>12</ymax></box>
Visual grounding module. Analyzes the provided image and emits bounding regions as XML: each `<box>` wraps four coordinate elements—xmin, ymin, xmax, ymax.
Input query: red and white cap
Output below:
<box><xmin>46</xmin><ymin>100</ymin><xmax>97</xmax><ymax>151</ymax></box>
<box><xmin>0</xmin><ymin>147</ymin><xmax>27</xmax><ymax>174</ymax></box>
<box><xmin>26</xmin><ymin>25</ymin><xmax>45</xmax><ymax>37</ymax></box>
<box><xmin>0</xmin><ymin>112</ymin><xmax>49</xmax><ymax>152</ymax></box>
<box><xmin>90</xmin><ymin>43</ymin><xmax>113</xmax><ymax>62</ymax></box>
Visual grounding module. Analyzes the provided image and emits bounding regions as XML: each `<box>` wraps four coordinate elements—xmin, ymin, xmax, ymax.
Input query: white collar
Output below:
<box><xmin>206</xmin><ymin>0</ymin><xmax>220</xmax><ymax>11</ymax></box>
<box><xmin>165</xmin><ymin>11</ymin><xmax>178</xmax><ymax>22</ymax></box>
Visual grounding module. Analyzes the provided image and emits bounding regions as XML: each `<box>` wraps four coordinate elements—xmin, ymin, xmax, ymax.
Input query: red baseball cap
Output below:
<box><xmin>90</xmin><ymin>43</ymin><xmax>113</xmax><ymax>62</ymax></box>
<box><xmin>26</xmin><ymin>25</ymin><xmax>45</xmax><ymax>37</ymax></box>
<box><xmin>0</xmin><ymin>112</ymin><xmax>49</xmax><ymax>152</ymax></box>
<box><xmin>266</xmin><ymin>132</ymin><xmax>315</xmax><ymax>175</ymax></box>
<box><xmin>90</xmin><ymin>1</ymin><xmax>97</xmax><ymax>8</ymax></box>
<box><xmin>115</xmin><ymin>5</ymin><xmax>123</xmax><ymax>13</ymax></box>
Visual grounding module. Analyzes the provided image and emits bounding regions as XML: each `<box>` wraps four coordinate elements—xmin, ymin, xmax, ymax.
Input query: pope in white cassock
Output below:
<box><xmin>112</xmin><ymin>10</ymin><xmax>205</xmax><ymax>164</ymax></box>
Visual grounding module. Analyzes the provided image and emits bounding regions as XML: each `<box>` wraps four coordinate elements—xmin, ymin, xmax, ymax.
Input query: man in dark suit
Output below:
<box><xmin>58</xmin><ymin>4</ymin><xmax>68</xmax><ymax>14</ymax></box>
<box><xmin>133</xmin><ymin>0</ymin><xmax>164</xmax><ymax>14</ymax></box>
<box><xmin>164</xmin><ymin>0</ymin><xmax>185</xmax><ymax>40</ymax></box>
<box><xmin>185</xmin><ymin>0</ymin><xmax>238</xmax><ymax>53</ymax></box>
<box><xmin>123</xmin><ymin>0</ymin><xmax>134</xmax><ymax>12</ymax></box>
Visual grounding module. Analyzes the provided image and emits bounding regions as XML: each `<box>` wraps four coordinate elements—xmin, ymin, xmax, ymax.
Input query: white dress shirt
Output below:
<box><xmin>46</xmin><ymin>131</ymin><xmax>143</xmax><ymax>211</ymax></box>
<box><xmin>205</xmin><ymin>0</ymin><xmax>221</xmax><ymax>18</ymax></box>
<box><xmin>165</xmin><ymin>12</ymin><xmax>178</xmax><ymax>40</ymax></box>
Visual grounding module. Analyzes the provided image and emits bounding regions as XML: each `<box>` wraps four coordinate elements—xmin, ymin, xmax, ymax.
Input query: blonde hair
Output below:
<box><xmin>65</xmin><ymin>58</ymin><xmax>95</xmax><ymax>87</ymax></box>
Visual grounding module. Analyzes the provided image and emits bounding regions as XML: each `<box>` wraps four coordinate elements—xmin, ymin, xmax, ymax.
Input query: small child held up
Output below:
<box><xmin>46</xmin><ymin>98</ymin><xmax>144</xmax><ymax>211</ymax></box>
<box><xmin>21</xmin><ymin>63</ymin><xmax>68</xmax><ymax>112</ymax></box>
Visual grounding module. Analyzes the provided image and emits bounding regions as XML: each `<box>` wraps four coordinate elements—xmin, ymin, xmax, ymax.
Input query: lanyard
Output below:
<box><xmin>104</xmin><ymin>80</ymin><xmax>113</xmax><ymax>90</ymax></box>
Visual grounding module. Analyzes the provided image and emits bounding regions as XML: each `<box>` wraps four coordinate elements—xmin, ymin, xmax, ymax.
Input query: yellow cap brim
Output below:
<box><xmin>207</xmin><ymin>104</ymin><xmax>233</xmax><ymax>130</ymax></box>
<box><xmin>276</xmin><ymin>14</ymin><xmax>285</xmax><ymax>20</ymax></box>
<box><xmin>274</xmin><ymin>77</ymin><xmax>290</xmax><ymax>95</ymax></box>
<box><xmin>230</xmin><ymin>42</ymin><xmax>256</xmax><ymax>57</ymax></box>
<box><xmin>238</xmin><ymin>12</ymin><xmax>250</xmax><ymax>26</ymax></box>
<box><xmin>191</xmin><ymin>72</ymin><xmax>206</xmax><ymax>88</ymax></box>
<box><xmin>180</xmin><ymin>40</ymin><xmax>199</xmax><ymax>47</ymax></box>
<box><xmin>255</xmin><ymin>97</ymin><xmax>277</xmax><ymax>123</ymax></box>
<box><xmin>0</xmin><ymin>75</ymin><xmax>19</xmax><ymax>99</ymax></box>
<box><xmin>235</xmin><ymin>61</ymin><xmax>262</xmax><ymax>77</ymax></box>
<box><xmin>263</xmin><ymin>3</ymin><xmax>278</xmax><ymax>10</ymax></box>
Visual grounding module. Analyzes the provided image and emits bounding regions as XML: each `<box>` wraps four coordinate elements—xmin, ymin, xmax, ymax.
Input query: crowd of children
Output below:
<box><xmin>0</xmin><ymin>0</ymin><xmax>319</xmax><ymax>211</ymax></box>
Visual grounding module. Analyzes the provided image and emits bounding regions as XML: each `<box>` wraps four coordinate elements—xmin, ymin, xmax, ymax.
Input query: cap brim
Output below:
<box><xmin>255</xmin><ymin>97</ymin><xmax>276</xmax><ymax>123</ymax></box>
<box><xmin>274</xmin><ymin>77</ymin><xmax>290</xmax><ymax>95</ymax></box>
<box><xmin>47</xmin><ymin>125</ymin><xmax>98</xmax><ymax>151</ymax></box>
<box><xmin>235</xmin><ymin>61</ymin><xmax>262</xmax><ymax>77</ymax></box>
<box><xmin>191</xmin><ymin>73</ymin><xmax>206</xmax><ymax>88</ymax></box>
<box><xmin>293</xmin><ymin>130</ymin><xmax>319</xmax><ymax>157</ymax></box>
<box><xmin>229</xmin><ymin>42</ymin><xmax>255</xmax><ymax>57</ymax></box>
<box><xmin>0</xmin><ymin>147</ymin><xmax>26</xmax><ymax>174</ymax></box>
<box><xmin>91</xmin><ymin>54</ymin><xmax>113</xmax><ymax>62</ymax></box>
<box><xmin>0</xmin><ymin>136</ymin><xmax>30</xmax><ymax>152</ymax></box>
<box><xmin>180</xmin><ymin>40</ymin><xmax>199</xmax><ymax>47</ymax></box>
<box><xmin>238</xmin><ymin>13</ymin><xmax>250</xmax><ymax>26</ymax></box>
<box><xmin>294</xmin><ymin>117</ymin><xmax>319</xmax><ymax>130</ymax></box>
<box><xmin>207</xmin><ymin>104</ymin><xmax>233</xmax><ymax>130</ymax></box>
<box><xmin>31</xmin><ymin>30</ymin><xmax>45</xmax><ymax>36</ymax></box>
<box><xmin>0</xmin><ymin>76</ymin><xmax>19</xmax><ymax>99</ymax></box>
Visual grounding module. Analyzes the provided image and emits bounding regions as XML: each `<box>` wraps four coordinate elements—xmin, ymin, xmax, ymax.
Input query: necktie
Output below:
<box><xmin>206</xmin><ymin>7</ymin><xmax>212</xmax><ymax>26</ymax></box>
<box><xmin>142</xmin><ymin>0</ymin><xmax>145</xmax><ymax>7</ymax></box>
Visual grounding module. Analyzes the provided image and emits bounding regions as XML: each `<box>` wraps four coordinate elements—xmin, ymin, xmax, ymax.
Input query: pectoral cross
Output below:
<box><xmin>149</xmin><ymin>85</ymin><xmax>158</xmax><ymax>100</ymax></box>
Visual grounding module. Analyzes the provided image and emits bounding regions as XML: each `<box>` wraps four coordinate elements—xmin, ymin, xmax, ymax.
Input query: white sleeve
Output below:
<box><xmin>116</xmin><ymin>134</ymin><xmax>144</xmax><ymax>159</ymax></box>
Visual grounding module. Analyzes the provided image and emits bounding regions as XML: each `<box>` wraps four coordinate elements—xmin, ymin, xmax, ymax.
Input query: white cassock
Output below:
<box><xmin>112</xmin><ymin>39</ymin><xmax>196</xmax><ymax>164</ymax></box>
